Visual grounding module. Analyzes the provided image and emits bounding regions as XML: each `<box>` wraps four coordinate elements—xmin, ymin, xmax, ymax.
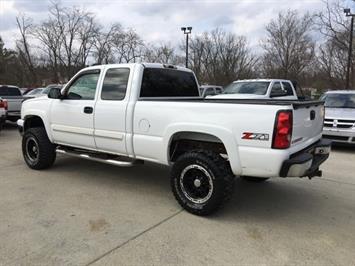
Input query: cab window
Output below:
<box><xmin>101</xmin><ymin>68</ymin><xmax>130</xmax><ymax>100</ymax></box>
<box><xmin>66</xmin><ymin>71</ymin><xmax>100</xmax><ymax>100</ymax></box>
<box><xmin>270</xmin><ymin>82</ymin><xmax>286</xmax><ymax>97</ymax></box>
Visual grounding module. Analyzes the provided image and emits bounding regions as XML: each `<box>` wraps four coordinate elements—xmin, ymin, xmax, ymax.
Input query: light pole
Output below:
<box><xmin>181</xmin><ymin>26</ymin><xmax>192</xmax><ymax>68</ymax></box>
<box><xmin>344</xmin><ymin>8</ymin><xmax>354</xmax><ymax>90</ymax></box>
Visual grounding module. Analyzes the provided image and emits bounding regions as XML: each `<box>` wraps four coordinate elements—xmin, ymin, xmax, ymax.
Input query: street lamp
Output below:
<box><xmin>181</xmin><ymin>26</ymin><xmax>192</xmax><ymax>68</ymax></box>
<box><xmin>344</xmin><ymin>8</ymin><xmax>354</xmax><ymax>90</ymax></box>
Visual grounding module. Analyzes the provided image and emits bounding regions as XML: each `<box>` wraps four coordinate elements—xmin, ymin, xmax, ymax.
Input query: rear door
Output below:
<box><xmin>94</xmin><ymin>66</ymin><xmax>131</xmax><ymax>155</ymax></box>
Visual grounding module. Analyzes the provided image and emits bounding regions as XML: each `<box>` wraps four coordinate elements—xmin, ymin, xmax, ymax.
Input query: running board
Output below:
<box><xmin>56</xmin><ymin>148</ymin><xmax>143</xmax><ymax>167</ymax></box>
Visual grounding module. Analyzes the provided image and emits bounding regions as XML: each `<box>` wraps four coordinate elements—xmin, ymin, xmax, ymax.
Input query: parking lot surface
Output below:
<box><xmin>1</xmin><ymin>124</ymin><xmax>355</xmax><ymax>265</ymax></box>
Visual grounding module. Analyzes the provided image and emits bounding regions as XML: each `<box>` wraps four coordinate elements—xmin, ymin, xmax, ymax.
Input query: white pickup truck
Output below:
<box><xmin>17</xmin><ymin>63</ymin><xmax>331</xmax><ymax>215</ymax></box>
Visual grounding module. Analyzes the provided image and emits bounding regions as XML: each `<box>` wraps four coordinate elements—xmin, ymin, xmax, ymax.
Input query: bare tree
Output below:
<box><xmin>315</xmin><ymin>0</ymin><xmax>353</xmax><ymax>89</ymax></box>
<box><xmin>188</xmin><ymin>28</ymin><xmax>256</xmax><ymax>85</ymax></box>
<box><xmin>261</xmin><ymin>10</ymin><xmax>315</xmax><ymax>80</ymax></box>
<box><xmin>16</xmin><ymin>14</ymin><xmax>37</xmax><ymax>85</ymax></box>
<box><xmin>143</xmin><ymin>43</ymin><xmax>181</xmax><ymax>64</ymax></box>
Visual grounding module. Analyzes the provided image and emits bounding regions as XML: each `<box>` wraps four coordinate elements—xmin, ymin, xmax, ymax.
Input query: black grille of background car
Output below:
<box><xmin>324</xmin><ymin>118</ymin><xmax>355</xmax><ymax>129</ymax></box>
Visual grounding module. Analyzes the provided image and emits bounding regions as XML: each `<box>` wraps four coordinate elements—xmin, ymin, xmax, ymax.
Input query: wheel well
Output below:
<box><xmin>169</xmin><ymin>132</ymin><xmax>228</xmax><ymax>162</ymax></box>
<box><xmin>24</xmin><ymin>116</ymin><xmax>45</xmax><ymax>131</ymax></box>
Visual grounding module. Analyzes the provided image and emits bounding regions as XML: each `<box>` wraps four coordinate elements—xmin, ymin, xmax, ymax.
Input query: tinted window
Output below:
<box><xmin>66</xmin><ymin>72</ymin><xmax>100</xmax><ymax>100</ymax></box>
<box><xmin>223</xmin><ymin>82</ymin><xmax>270</xmax><ymax>95</ymax></box>
<box><xmin>101</xmin><ymin>68</ymin><xmax>130</xmax><ymax>100</ymax></box>
<box><xmin>140</xmin><ymin>68</ymin><xmax>199</xmax><ymax>97</ymax></box>
<box><xmin>204</xmin><ymin>88</ymin><xmax>216</xmax><ymax>96</ymax></box>
<box><xmin>215</xmin><ymin>88</ymin><xmax>223</xmax><ymax>94</ymax></box>
<box><xmin>0</xmin><ymin>87</ymin><xmax>7</xmax><ymax>96</ymax></box>
<box><xmin>0</xmin><ymin>86</ymin><xmax>21</xmax><ymax>96</ymax></box>
<box><xmin>281</xmin><ymin>82</ymin><xmax>294</xmax><ymax>96</ymax></box>
<box><xmin>270</xmin><ymin>82</ymin><xmax>287</xmax><ymax>97</ymax></box>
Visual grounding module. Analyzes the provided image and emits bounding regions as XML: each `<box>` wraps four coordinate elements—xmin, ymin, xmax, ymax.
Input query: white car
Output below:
<box><xmin>17</xmin><ymin>63</ymin><xmax>330</xmax><ymax>215</ymax></box>
<box><xmin>211</xmin><ymin>79</ymin><xmax>298</xmax><ymax>100</ymax></box>
<box><xmin>199</xmin><ymin>85</ymin><xmax>223</xmax><ymax>97</ymax></box>
<box><xmin>0</xmin><ymin>85</ymin><xmax>24</xmax><ymax>122</ymax></box>
<box><xmin>321</xmin><ymin>90</ymin><xmax>355</xmax><ymax>144</ymax></box>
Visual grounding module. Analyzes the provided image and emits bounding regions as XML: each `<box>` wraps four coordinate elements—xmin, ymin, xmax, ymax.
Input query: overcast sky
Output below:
<box><xmin>0</xmin><ymin>0</ymin><xmax>354</xmax><ymax>51</ymax></box>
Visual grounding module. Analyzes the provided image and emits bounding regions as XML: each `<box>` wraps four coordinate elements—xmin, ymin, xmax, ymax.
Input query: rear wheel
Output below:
<box><xmin>171</xmin><ymin>151</ymin><xmax>235</xmax><ymax>216</ymax></box>
<box><xmin>22</xmin><ymin>127</ymin><xmax>56</xmax><ymax>170</ymax></box>
<box><xmin>240</xmin><ymin>176</ymin><xmax>269</xmax><ymax>183</ymax></box>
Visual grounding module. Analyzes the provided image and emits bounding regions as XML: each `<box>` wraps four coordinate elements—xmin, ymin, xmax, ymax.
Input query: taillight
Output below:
<box><xmin>0</xmin><ymin>99</ymin><xmax>8</xmax><ymax>111</ymax></box>
<box><xmin>272</xmin><ymin>110</ymin><xmax>293</xmax><ymax>149</ymax></box>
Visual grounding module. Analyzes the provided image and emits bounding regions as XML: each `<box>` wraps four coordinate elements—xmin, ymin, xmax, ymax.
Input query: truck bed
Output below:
<box><xmin>139</xmin><ymin>97</ymin><xmax>324</xmax><ymax>109</ymax></box>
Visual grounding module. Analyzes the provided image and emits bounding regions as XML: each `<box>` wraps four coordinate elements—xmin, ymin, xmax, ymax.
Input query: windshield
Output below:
<box><xmin>322</xmin><ymin>93</ymin><xmax>355</xmax><ymax>108</ymax></box>
<box><xmin>27</xmin><ymin>88</ymin><xmax>44</xmax><ymax>95</ymax></box>
<box><xmin>223</xmin><ymin>82</ymin><xmax>270</xmax><ymax>95</ymax></box>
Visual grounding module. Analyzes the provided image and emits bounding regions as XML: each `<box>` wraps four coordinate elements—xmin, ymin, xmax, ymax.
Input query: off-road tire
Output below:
<box><xmin>22</xmin><ymin>127</ymin><xmax>56</xmax><ymax>170</ymax></box>
<box><xmin>171</xmin><ymin>150</ymin><xmax>235</xmax><ymax>216</ymax></box>
<box><xmin>241</xmin><ymin>176</ymin><xmax>269</xmax><ymax>182</ymax></box>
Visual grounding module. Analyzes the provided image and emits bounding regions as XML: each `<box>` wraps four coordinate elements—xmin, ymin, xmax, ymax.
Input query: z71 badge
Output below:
<box><xmin>242</xmin><ymin>132</ymin><xmax>269</xmax><ymax>141</ymax></box>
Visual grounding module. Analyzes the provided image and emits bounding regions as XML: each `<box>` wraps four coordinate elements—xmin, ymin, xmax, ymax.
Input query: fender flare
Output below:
<box><xmin>163</xmin><ymin>123</ymin><xmax>242</xmax><ymax>175</ymax></box>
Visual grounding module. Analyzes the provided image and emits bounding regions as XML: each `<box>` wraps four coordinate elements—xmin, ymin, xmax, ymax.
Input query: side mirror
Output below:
<box><xmin>48</xmin><ymin>87</ymin><xmax>62</xmax><ymax>99</ymax></box>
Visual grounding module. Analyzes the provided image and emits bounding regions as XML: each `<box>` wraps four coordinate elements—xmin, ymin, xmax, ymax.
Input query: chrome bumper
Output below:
<box><xmin>280</xmin><ymin>139</ymin><xmax>331</xmax><ymax>178</ymax></box>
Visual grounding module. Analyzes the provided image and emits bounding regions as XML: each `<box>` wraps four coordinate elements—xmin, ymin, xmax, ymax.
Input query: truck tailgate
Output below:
<box><xmin>291</xmin><ymin>102</ymin><xmax>324</xmax><ymax>147</ymax></box>
<box><xmin>5</xmin><ymin>97</ymin><xmax>23</xmax><ymax>112</ymax></box>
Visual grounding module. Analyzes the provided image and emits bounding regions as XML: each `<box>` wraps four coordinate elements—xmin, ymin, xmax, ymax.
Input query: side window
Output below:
<box><xmin>101</xmin><ymin>68</ymin><xmax>130</xmax><ymax>100</ymax></box>
<box><xmin>215</xmin><ymin>88</ymin><xmax>222</xmax><ymax>94</ymax></box>
<box><xmin>8</xmin><ymin>87</ymin><xmax>21</xmax><ymax>96</ymax></box>
<box><xmin>66</xmin><ymin>72</ymin><xmax>100</xmax><ymax>100</ymax></box>
<box><xmin>204</xmin><ymin>88</ymin><xmax>216</xmax><ymax>96</ymax></box>
<box><xmin>281</xmin><ymin>82</ymin><xmax>294</xmax><ymax>96</ymax></box>
<box><xmin>270</xmin><ymin>82</ymin><xmax>286</xmax><ymax>97</ymax></box>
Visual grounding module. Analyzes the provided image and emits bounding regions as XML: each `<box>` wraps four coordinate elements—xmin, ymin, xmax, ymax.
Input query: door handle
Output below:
<box><xmin>84</xmin><ymin>106</ymin><xmax>93</xmax><ymax>114</ymax></box>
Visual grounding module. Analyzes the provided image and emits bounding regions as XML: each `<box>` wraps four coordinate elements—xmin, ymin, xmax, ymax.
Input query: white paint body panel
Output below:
<box><xmin>20</xmin><ymin>64</ymin><xmax>324</xmax><ymax>178</ymax></box>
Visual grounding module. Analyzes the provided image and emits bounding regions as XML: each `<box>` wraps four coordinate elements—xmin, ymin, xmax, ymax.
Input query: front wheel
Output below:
<box><xmin>171</xmin><ymin>151</ymin><xmax>235</xmax><ymax>216</ymax></box>
<box><xmin>22</xmin><ymin>127</ymin><xmax>56</xmax><ymax>170</ymax></box>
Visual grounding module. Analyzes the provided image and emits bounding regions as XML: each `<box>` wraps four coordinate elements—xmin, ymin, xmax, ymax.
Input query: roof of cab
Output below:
<box><xmin>233</xmin><ymin>79</ymin><xmax>293</xmax><ymax>83</ymax></box>
<box><xmin>81</xmin><ymin>63</ymin><xmax>192</xmax><ymax>72</ymax></box>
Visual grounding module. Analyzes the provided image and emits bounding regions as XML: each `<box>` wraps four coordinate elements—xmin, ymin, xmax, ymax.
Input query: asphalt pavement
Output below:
<box><xmin>0</xmin><ymin>124</ymin><xmax>354</xmax><ymax>265</ymax></box>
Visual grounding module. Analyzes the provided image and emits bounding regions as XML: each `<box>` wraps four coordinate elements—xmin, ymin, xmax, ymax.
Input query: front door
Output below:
<box><xmin>94</xmin><ymin>67</ymin><xmax>131</xmax><ymax>155</ymax></box>
<box><xmin>50</xmin><ymin>70</ymin><xmax>101</xmax><ymax>150</ymax></box>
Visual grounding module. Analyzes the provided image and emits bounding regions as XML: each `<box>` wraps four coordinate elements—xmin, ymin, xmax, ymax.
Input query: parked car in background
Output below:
<box><xmin>23</xmin><ymin>88</ymin><xmax>46</xmax><ymax>99</ymax></box>
<box><xmin>23</xmin><ymin>85</ymin><xmax>63</xmax><ymax>99</ymax></box>
<box><xmin>199</xmin><ymin>85</ymin><xmax>223</xmax><ymax>97</ymax></box>
<box><xmin>0</xmin><ymin>85</ymin><xmax>24</xmax><ymax>122</ymax></box>
<box><xmin>0</xmin><ymin>97</ymin><xmax>7</xmax><ymax>130</ymax></box>
<box><xmin>321</xmin><ymin>91</ymin><xmax>355</xmax><ymax>144</ymax></box>
<box><xmin>211</xmin><ymin>79</ymin><xmax>298</xmax><ymax>100</ymax></box>
<box><xmin>18</xmin><ymin>63</ymin><xmax>331</xmax><ymax>215</ymax></box>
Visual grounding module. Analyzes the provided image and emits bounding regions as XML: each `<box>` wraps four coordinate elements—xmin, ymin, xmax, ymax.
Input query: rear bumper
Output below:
<box><xmin>279</xmin><ymin>139</ymin><xmax>331</xmax><ymax>178</ymax></box>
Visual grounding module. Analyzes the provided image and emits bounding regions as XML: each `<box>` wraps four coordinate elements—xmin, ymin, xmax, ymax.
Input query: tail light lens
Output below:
<box><xmin>272</xmin><ymin>110</ymin><xmax>293</xmax><ymax>149</ymax></box>
<box><xmin>0</xmin><ymin>99</ymin><xmax>8</xmax><ymax>111</ymax></box>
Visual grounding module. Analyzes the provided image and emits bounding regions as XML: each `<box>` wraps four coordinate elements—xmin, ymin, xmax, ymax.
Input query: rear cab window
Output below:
<box><xmin>0</xmin><ymin>86</ymin><xmax>22</xmax><ymax>96</ymax></box>
<box><xmin>140</xmin><ymin>68</ymin><xmax>199</xmax><ymax>97</ymax></box>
